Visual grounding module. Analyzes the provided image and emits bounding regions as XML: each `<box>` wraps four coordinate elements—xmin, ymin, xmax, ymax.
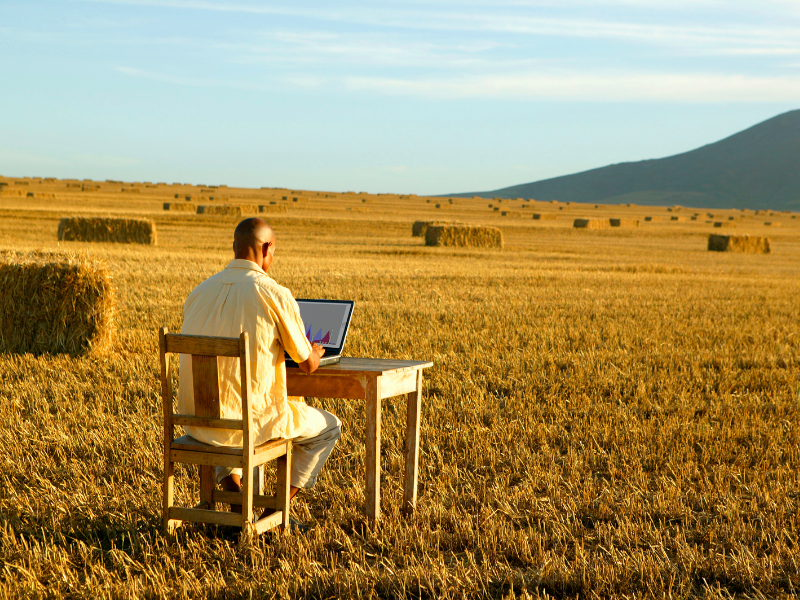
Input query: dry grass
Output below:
<box><xmin>0</xmin><ymin>181</ymin><xmax>799</xmax><ymax>598</ymax></box>
<box><xmin>425</xmin><ymin>224</ymin><xmax>503</xmax><ymax>248</ymax></box>
<box><xmin>0</xmin><ymin>250</ymin><xmax>115</xmax><ymax>356</ymax></box>
<box><xmin>57</xmin><ymin>216</ymin><xmax>157</xmax><ymax>245</ymax></box>
<box><xmin>708</xmin><ymin>234</ymin><xmax>771</xmax><ymax>253</ymax></box>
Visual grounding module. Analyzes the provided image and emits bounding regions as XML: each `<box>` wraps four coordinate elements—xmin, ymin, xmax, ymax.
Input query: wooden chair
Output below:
<box><xmin>159</xmin><ymin>326</ymin><xmax>292</xmax><ymax>537</ymax></box>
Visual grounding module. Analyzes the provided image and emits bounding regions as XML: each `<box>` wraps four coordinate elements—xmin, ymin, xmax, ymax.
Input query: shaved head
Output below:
<box><xmin>233</xmin><ymin>218</ymin><xmax>276</xmax><ymax>271</ymax></box>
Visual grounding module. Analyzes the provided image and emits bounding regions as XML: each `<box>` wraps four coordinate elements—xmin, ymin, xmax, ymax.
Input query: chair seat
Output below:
<box><xmin>171</xmin><ymin>434</ymin><xmax>289</xmax><ymax>457</ymax></box>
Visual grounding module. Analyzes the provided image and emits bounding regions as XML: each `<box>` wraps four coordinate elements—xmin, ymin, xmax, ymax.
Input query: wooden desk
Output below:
<box><xmin>287</xmin><ymin>357</ymin><xmax>433</xmax><ymax>521</ymax></box>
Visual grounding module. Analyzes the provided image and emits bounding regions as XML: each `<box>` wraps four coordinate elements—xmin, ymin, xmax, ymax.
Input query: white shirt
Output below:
<box><xmin>177</xmin><ymin>259</ymin><xmax>313</xmax><ymax>446</ymax></box>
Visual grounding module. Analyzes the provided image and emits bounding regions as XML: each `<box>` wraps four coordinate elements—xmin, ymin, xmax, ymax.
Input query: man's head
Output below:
<box><xmin>233</xmin><ymin>218</ymin><xmax>276</xmax><ymax>271</ymax></box>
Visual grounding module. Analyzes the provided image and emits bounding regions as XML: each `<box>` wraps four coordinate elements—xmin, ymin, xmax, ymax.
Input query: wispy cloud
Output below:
<box><xmin>345</xmin><ymin>71</ymin><xmax>800</xmax><ymax>102</ymax></box>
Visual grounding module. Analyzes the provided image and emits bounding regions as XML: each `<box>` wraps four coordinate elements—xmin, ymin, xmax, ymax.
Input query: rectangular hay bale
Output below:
<box><xmin>425</xmin><ymin>224</ymin><xmax>503</xmax><ymax>248</ymax></box>
<box><xmin>573</xmin><ymin>218</ymin><xmax>610</xmax><ymax>229</ymax></box>
<box><xmin>532</xmin><ymin>214</ymin><xmax>556</xmax><ymax>220</ymax></box>
<box><xmin>0</xmin><ymin>250</ymin><xmax>115</xmax><ymax>356</ymax></box>
<box><xmin>708</xmin><ymin>234</ymin><xmax>770</xmax><ymax>254</ymax></box>
<box><xmin>163</xmin><ymin>202</ymin><xmax>195</xmax><ymax>212</ymax></box>
<box><xmin>609</xmin><ymin>218</ymin><xmax>639</xmax><ymax>228</ymax></box>
<box><xmin>197</xmin><ymin>204</ymin><xmax>256</xmax><ymax>216</ymax></box>
<box><xmin>58</xmin><ymin>217</ymin><xmax>157</xmax><ymax>245</ymax></box>
<box><xmin>258</xmin><ymin>204</ymin><xmax>288</xmax><ymax>214</ymax></box>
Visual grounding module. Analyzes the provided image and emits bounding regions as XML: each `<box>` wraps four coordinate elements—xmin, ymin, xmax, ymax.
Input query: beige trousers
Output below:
<box><xmin>215</xmin><ymin>407</ymin><xmax>341</xmax><ymax>489</ymax></box>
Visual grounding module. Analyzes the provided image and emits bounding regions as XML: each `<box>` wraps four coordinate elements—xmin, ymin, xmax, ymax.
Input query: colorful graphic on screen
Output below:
<box><xmin>296</xmin><ymin>301</ymin><xmax>352</xmax><ymax>349</ymax></box>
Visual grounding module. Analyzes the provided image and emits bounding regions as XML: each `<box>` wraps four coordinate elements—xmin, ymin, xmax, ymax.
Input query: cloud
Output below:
<box><xmin>345</xmin><ymin>71</ymin><xmax>800</xmax><ymax>102</ymax></box>
<box><xmin>45</xmin><ymin>1</ymin><xmax>800</xmax><ymax>59</ymax></box>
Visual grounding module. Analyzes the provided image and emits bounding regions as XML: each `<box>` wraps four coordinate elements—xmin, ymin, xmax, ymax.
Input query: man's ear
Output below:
<box><xmin>262</xmin><ymin>242</ymin><xmax>271</xmax><ymax>257</ymax></box>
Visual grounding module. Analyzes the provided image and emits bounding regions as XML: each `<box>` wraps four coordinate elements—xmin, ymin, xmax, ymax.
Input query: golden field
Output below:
<box><xmin>1</xmin><ymin>177</ymin><xmax>799</xmax><ymax>599</ymax></box>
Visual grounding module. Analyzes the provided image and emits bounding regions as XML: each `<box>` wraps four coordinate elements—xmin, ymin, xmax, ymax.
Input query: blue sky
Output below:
<box><xmin>2</xmin><ymin>0</ymin><xmax>799</xmax><ymax>195</ymax></box>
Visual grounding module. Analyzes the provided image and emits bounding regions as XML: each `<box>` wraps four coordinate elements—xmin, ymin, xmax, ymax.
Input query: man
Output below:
<box><xmin>177</xmin><ymin>217</ymin><xmax>341</xmax><ymax>512</ymax></box>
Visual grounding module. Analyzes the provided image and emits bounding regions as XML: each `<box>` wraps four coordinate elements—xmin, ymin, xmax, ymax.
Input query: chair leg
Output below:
<box><xmin>276</xmin><ymin>442</ymin><xmax>292</xmax><ymax>532</ymax></box>
<box><xmin>163</xmin><ymin>455</ymin><xmax>176</xmax><ymax>534</ymax></box>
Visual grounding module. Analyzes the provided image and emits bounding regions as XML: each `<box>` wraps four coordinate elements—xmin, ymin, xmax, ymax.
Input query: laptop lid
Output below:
<box><xmin>292</xmin><ymin>299</ymin><xmax>355</xmax><ymax>358</ymax></box>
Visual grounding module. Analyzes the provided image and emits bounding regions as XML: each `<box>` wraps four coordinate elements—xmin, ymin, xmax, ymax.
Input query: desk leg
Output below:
<box><xmin>365</xmin><ymin>376</ymin><xmax>382</xmax><ymax>521</ymax></box>
<box><xmin>403</xmin><ymin>369</ymin><xmax>423</xmax><ymax>515</ymax></box>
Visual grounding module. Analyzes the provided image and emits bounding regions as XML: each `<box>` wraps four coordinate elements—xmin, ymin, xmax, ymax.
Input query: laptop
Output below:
<box><xmin>285</xmin><ymin>299</ymin><xmax>355</xmax><ymax>368</ymax></box>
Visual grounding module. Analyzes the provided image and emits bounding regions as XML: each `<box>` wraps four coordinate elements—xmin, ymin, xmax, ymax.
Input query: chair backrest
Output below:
<box><xmin>159</xmin><ymin>327</ymin><xmax>253</xmax><ymax>439</ymax></box>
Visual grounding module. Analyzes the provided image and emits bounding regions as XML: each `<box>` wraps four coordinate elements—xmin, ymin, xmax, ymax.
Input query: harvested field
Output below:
<box><xmin>57</xmin><ymin>216</ymin><xmax>157</xmax><ymax>245</ymax></box>
<box><xmin>708</xmin><ymin>234</ymin><xmax>771</xmax><ymax>253</ymax></box>
<box><xmin>0</xmin><ymin>250</ymin><xmax>114</xmax><ymax>355</ymax></box>
<box><xmin>574</xmin><ymin>218</ymin><xmax>611</xmax><ymax>229</ymax></box>
<box><xmin>425</xmin><ymin>224</ymin><xmax>503</xmax><ymax>248</ymax></box>
<box><xmin>1</xmin><ymin>180</ymin><xmax>800</xmax><ymax>599</ymax></box>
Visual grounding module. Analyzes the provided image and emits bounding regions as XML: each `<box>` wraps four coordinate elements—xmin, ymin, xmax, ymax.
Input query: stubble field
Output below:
<box><xmin>1</xmin><ymin>178</ymin><xmax>799</xmax><ymax>599</ymax></box>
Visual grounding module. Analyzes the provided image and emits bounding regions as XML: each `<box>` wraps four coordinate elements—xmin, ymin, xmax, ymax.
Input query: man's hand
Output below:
<box><xmin>298</xmin><ymin>343</ymin><xmax>325</xmax><ymax>374</ymax></box>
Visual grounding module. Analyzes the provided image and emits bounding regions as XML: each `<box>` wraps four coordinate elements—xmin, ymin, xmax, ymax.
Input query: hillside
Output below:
<box><xmin>454</xmin><ymin>109</ymin><xmax>800</xmax><ymax>210</ymax></box>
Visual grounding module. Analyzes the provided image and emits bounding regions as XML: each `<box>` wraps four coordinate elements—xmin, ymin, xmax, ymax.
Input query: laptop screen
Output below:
<box><xmin>295</xmin><ymin>299</ymin><xmax>355</xmax><ymax>352</ymax></box>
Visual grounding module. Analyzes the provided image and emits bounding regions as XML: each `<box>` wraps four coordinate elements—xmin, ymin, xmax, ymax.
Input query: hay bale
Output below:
<box><xmin>644</xmin><ymin>216</ymin><xmax>661</xmax><ymax>222</ymax></box>
<box><xmin>609</xmin><ymin>219</ymin><xmax>639</xmax><ymax>228</ymax></box>
<box><xmin>573</xmin><ymin>219</ymin><xmax>610</xmax><ymax>229</ymax></box>
<box><xmin>425</xmin><ymin>224</ymin><xmax>502</xmax><ymax>248</ymax></box>
<box><xmin>0</xmin><ymin>250</ymin><xmax>115</xmax><ymax>356</ymax></box>
<box><xmin>58</xmin><ymin>217</ymin><xmax>157</xmax><ymax>245</ymax></box>
<box><xmin>671</xmin><ymin>216</ymin><xmax>687</xmax><ymax>222</ymax></box>
<box><xmin>163</xmin><ymin>202</ymin><xmax>195</xmax><ymax>212</ymax></box>
<box><xmin>708</xmin><ymin>234</ymin><xmax>770</xmax><ymax>254</ymax></box>
<box><xmin>764</xmin><ymin>222</ymin><xmax>781</xmax><ymax>227</ymax></box>
<box><xmin>532</xmin><ymin>213</ymin><xmax>556</xmax><ymax>221</ymax></box>
<box><xmin>197</xmin><ymin>204</ymin><xmax>256</xmax><ymax>216</ymax></box>
<box><xmin>412</xmin><ymin>221</ymin><xmax>430</xmax><ymax>237</ymax></box>
<box><xmin>713</xmin><ymin>221</ymin><xmax>734</xmax><ymax>228</ymax></box>
<box><xmin>435</xmin><ymin>203</ymin><xmax>451</xmax><ymax>209</ymax></box>
<box><xmin>412</xmin><ymin>220</ymin><xmax>461</xmax><ymax>237</ymax></box>
<box><xmin>258</xmin><ymin>204</ymin><xmax>288</xmax><ymax>214</ymax></box>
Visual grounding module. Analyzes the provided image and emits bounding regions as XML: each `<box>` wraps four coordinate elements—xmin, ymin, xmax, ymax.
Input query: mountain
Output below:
<box><xmin>452</xmin><ymin>110</ymin><xmax>800</xmax><ymax>210</ymax></box>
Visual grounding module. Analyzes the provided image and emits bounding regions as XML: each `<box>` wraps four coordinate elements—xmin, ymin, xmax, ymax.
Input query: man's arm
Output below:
<box><xmin>298</xmin><ymin>343</ymin><xmax>325</xmax><ymax>374</ymax></box>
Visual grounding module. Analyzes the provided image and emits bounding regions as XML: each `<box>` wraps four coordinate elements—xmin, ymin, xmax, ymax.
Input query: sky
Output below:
<box><xmin>2</xmin><ymin>1</ymin><xmax>800</xmax><ymax>195</ymax></box>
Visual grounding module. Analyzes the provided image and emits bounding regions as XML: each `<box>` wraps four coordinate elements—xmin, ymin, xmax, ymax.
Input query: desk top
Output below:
<box><xmin>287</xmin><ymin>356</ymin><xmax>433</xmax><ymax>377</ymax></box>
